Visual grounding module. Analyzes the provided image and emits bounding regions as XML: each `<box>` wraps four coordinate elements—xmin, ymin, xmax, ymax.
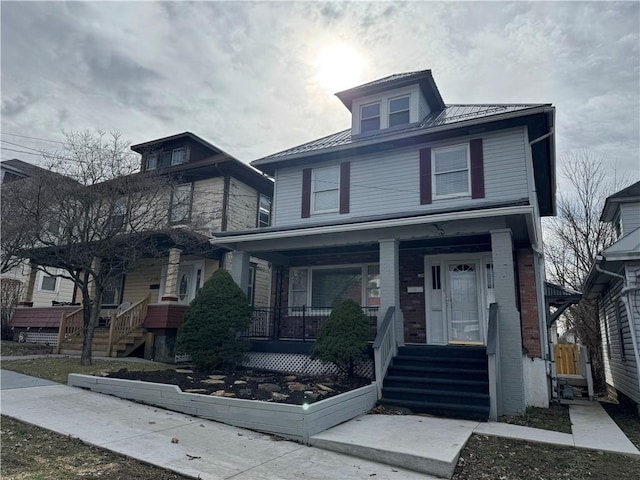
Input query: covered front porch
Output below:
<box><xmin>214</xmin><ymin>205</ymin><xmax>542</xmax><ymax>418</ymax></box>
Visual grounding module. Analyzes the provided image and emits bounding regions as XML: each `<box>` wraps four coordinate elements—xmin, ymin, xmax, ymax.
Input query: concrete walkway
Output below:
<box><xmin>0</xmin><ymin>370</ymin><xmax>435</xmax><ymax>480</ymax></box>
<box><xmin>1</xmin><ymin>369</ymin><xmax>639</xmax><ymax>479</ymax></box>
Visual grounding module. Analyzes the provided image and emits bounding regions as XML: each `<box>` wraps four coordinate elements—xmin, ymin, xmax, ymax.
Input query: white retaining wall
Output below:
<box><xmin>68</xmin><ymin>374</ymin><xmax>377</xmax><ymax>443</ymax></box>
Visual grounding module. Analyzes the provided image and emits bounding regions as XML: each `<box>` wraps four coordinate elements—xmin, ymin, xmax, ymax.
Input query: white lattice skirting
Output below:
<box><xmin>18</xmin><ymin>332</ymin><xmax>58</xmax><ymax>346</ymax></box>
<box><xmin>174</xmin><ymin>351</ymin><xmax>373</xmax><ymax>378</ymax></box>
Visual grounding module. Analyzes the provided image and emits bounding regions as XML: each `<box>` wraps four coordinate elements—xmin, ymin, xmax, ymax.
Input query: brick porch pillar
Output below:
<box><xmin>161</xmin><ymin>248</ymin><xmax>182</xmax><ymax>302</ymax></box>
<box><xmin>17</xmin><ymin>264</ymin><xmax>38</xmax><ymax>307</ymax></box>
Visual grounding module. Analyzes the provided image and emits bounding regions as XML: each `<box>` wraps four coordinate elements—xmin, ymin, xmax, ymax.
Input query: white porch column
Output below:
<box><xmin>161</xmin><ymin>248</ymin><xmax>182</xmax><ymax>302</ymax></box>
<box><xmin>231</xmin><ymin>250</ymin><xmax>251</xmax><ymax>296</ymax></box>
<box><xmin>379</xmin><ymin>238</ymin><xmax>404</xmax><ymax>346</ymax></box>
<box><xmin>490</xmin><ymin>229</ymin><xmax>525</xmax><ymax>415</ymax></box>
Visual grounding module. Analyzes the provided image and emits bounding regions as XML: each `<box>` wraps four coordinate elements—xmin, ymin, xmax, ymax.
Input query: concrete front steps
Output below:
<box><xmin>379</xmin><ymin>345</ymin><xmax>490</xmax><ymax>421</ymax></box>
<box><xmin>309</xmin><ymin>414</ymin><xmax>478</xmax><ymax>479</ymax></box>
<box><xmin>58</xmin><ymin>329</ymin><xmax>146</xmax><ymax>357</ymax></box>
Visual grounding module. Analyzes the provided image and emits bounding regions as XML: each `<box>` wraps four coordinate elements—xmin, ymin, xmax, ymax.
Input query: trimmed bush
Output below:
<box><xmin>176</xmin><ymin>269</ymin><xmax>251</xmax><ymax>371</ymax></box>
<box><xmin>311</xmin><ymin>299</ymin><xmax>370</xmax><ymax>378</ymax></box>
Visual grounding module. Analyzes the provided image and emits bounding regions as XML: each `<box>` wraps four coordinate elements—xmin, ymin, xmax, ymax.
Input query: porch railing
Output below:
<box><xmin>56</xmin><ymin>307</ymin><xmax>84</xmax><ymax>353</ymax></box>
<box><xmin>107</xmin><ymin>296</ymin><xmax>150</xmax><ymax>356</ymax></box>
<box><xmin>486</xmin><ymin>302</ymin><xmax>500</xmax><ymax>421</ymax></box>
<box><xmin>247</xmin><ymin>306</ymin><xmax>379</xmax><ymax>341</ymax></box>
<box><xmin>373</xmin><ymin>306</ymin><xmax>396</xmax><ymax>399</ymax></box>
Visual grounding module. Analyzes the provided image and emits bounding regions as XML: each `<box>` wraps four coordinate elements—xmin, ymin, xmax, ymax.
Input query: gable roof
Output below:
<box><xmin>601</xmin><ymin>180</ymin><xmax>640</xmax><ymax>222</ymax></box>
<box><xmin>131</xmin><ymin>131</ymin><xmax>225</xmax><ymax>155</ymax></box>
<box><xmin>335</xmin><ymin>69</ymin><xmax>445</xmax><ymax>112</ymax></box>
<box><xmin>1</xmin><ymin>158</ymin><xmax>74</xmax><ymax>184</ymax></box>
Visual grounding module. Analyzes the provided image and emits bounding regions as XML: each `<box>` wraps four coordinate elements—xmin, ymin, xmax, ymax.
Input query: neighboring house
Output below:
<box><xmin>1</xmin><ymin>159</ymin><xmax>76</xmax><ymax>309</ymax></box>
<box><xmin>214</xmin><ymin>69</ymin><xmax>559</xmax><ymax>419</ymax></box>
<box><xmin>11</xmin><ymin>134</ymin><xmax>274</xmax><ymax>361</ymax></box>
<box><xmin>584</xmin><ymin>181</ymin><xmax>640</xmax><ymax>406</ymax></box>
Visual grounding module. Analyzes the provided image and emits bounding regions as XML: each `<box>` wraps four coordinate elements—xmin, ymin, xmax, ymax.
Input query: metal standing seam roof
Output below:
<box><xmin>335</xmin><ymin>70</ymin><xmax>429</xmax><ymax>95</ymax></box>
<box><xmin>256</xmin><ymin>103</ymin><xmax>548</xmax><ymax>162</ymax></box>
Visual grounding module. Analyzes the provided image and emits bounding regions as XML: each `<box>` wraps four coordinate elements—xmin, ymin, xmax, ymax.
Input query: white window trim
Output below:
<box><xmin>360</xmin><ymin>102</ymin><xmax>381</xmax><ymax>133</ymax></box>
<box><xmin>352</xmin><ymin>85</ymin><xmax>418</xmax><ymax>134</ymax></box>
<box><xmin>170</xmin><ymin>183</ymin><xmax>193</xmax><ymax>223</ymax></box>
<box><xmin>432</xmin><ymin>143</ymin><xmax>471</xmax><ymax>200</ymax></box>
<box><xmin>289</xmin><ymin>263</ymin><xmax>380</xmax><ymax>309</ymax></box>
<box><xmin>388</xmin><ymin>94</ymin><xmax>410</xmax><ymax>127</ymax></box>
<box><xmin>311</xmin><ymin>166</ymin><xmax>340</xmax><ymax>215</ymax></box>
<box><xmin>37</xmin><ymin>268</ymin><xmax>60</xmax><ymax>293</ymax></box>
<box><xmin>158</xmin><ymin>260</ymin><xmax>205</xmax><ymax>303</ymax></box>
<box><xmin>258</xmin><ymin>193</ymin><xmax>271</xmax><ymax>227</ymax></box>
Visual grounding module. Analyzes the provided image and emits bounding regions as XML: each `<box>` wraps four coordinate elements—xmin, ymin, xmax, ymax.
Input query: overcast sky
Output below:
<box><xmin>2</xmin><ymin>1</ymin><xmax>639</xmax><ymax>190</ymax></box>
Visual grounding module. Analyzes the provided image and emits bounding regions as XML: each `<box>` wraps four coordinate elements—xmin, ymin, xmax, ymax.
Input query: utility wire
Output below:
<box><xmin>1</xmin><ymin>132</ymin><xmax>64</xmax><ymax>144</ymax></box>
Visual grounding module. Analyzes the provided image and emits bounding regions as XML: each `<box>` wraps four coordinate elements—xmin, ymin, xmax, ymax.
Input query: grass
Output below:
<box><xmin>453</xmin><ymin>434</ymin><xmax>640</xmax><ymax>480</ymax></box>
<box><xmin>1</xmin><ymin>340</ymin><xmax>53</xmax><ymax>356</ymax></box>
<box><xmin>498</xmin><ymin>404</ymin><xmax>573</xmax><ymax>433</ymax></box>
<box><xmin>601</xmin><ymin>400</ymin><xmax>640</xmax><ymax>449</ymax></box>
<box><xmin>0</xmin><ymin>415</ymin><xmax>190</xmax><ymax>480</ymax></box>
<box><xmin>1</xmin><ymin>357</ymin><xmax>171</xmax><ymax>383</ymax></box>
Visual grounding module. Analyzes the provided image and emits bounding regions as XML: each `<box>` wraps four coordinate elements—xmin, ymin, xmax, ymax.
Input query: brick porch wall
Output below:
<box><xmin>399</xmin><ymin>252</ymin><xmax>426</xmax><ymax>343</ymax></box>
<box><xmin>517</xmin><ymin>247</ymin><xmax>542</xmax><ymax>358</ymax></box>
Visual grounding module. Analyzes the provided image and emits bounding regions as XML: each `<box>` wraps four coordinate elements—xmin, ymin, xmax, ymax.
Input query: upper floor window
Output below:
<box><xmin>389</xmin><ymin>95</ymin><xmax>410</xmax><ymax>127</ymax></box>
<box><xmin>360</xmin><ymin>103</ymin><xmax>380</xmax><ymax>133</ymax></box>
<box><xmin>312</xmin><ymin>166</ymin><xmax>339</xmax><ymax>214</ymax></box>
<box><xmin>39</xmin><ymin>269</ymin><xmax>58</xmax><ymax>292</ymax></box>
<box><xmin>170</xmin><ymin>184</ymin><xmax>192</xmax><ymax>223</ymax></box>
<box><xmin>108</xmin><ymin>197</ymin><xmax>128</xmax><ymax>231</ymax></box>
<box><xmin>146</xmin><ymin>147</ymin><xmax>185</xmax><ymax>170</ymax></box>
<box><xmin>432</xmin><ymin>144</ymin><xmax>470</xmax><ymax>199</ymax></box>
<box><xmin>258</xmin><ymin>194</ymin><xmax>271</xmax><ymax>228</ymax></box>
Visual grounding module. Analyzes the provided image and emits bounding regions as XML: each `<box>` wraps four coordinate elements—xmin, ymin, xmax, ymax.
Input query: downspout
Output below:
<box><xmin>595</xmin><ymin>257</ymin><xmax>640</xmax><ymax>393</ymax></box>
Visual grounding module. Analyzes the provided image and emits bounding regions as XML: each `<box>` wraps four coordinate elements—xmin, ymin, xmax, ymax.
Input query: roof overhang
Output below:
<box><xmin>335</xmin><ymin>70</ymin><xmax>445</xmax><ymax>112</ymax></box>
<box><xmin>545</xmin><ymin>281</ymin><xmax>582</xmax><ymax>327</ymax></box>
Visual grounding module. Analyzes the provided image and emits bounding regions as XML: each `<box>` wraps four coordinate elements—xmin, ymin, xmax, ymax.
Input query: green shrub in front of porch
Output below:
<box><xmin>311</xmin><ymin>299</ymin><xmax>370</xmax><ymax>378</ymax></box>
<box><xmin>176</xmin><ymin>269</ymin><xmax>251</xmax><ymax>371</ymax></box>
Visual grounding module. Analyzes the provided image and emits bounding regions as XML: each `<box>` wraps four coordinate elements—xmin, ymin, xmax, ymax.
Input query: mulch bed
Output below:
<box><xmin>105</xmin><ymin>367</ymin><xmax>370</xmax><ymax>405</ymax></box>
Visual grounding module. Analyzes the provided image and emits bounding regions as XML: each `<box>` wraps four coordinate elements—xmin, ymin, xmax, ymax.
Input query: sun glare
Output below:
<box><xmin>315</xmin><ymin>43</ymin><xmax>365</xmax><ymax>94</ymax></box>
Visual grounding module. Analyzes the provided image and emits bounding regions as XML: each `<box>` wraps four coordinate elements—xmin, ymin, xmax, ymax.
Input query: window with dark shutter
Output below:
<box><xmin>339</xmin><ymin>162</ymin><xmax>350</xmax><ymax>214</ymax></box>
<box><xmin>470</xmin><ymin>138</ymin><xmax>485</xmax><ymax>199</ymax></box>
<box><xmin>301</xmin><ymin>168</ymin><xmax>311</xmax><ymax>218</ymax></box>
<box><xmin>419</xmin><ymin>147</ymin><xmax>432</xmax><ymax>204</ymax></box>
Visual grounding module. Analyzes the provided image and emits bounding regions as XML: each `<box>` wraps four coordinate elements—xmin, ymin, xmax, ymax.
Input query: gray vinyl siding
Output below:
<box><xmin>418</xmin><ymin>92</ymin><xmax>430</xmax><ymax>120</ymax></box>
<box><xmin>599</xmin><ymin>270</ymin><xmax>640</xmax><ymax>404</ymax></box>
<box><xmin>273</xmin><ymin>127</ymin><xmax>529</xmax><ymax>227</ymax></box>
<box><xmin>620</xmin><ymin>202</ymin><xmax>640</xmax><ymax>236</ymax></box>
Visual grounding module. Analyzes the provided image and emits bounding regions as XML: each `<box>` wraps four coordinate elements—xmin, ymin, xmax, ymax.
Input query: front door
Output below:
<box><xmin>176</xmin><ymin>265</ymin><xmax>195</xmax><ymax>305</ymax></box>
<box><xmin>446</xmin><ymin>262</ymin><xmax>482</xmax><ymax>344</ymax></box>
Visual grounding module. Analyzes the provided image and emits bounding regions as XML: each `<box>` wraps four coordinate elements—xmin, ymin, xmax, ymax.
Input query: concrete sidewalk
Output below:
<box><xmin>0</xmin><ymin>370</ymin><xmax>435</xmax><ymax>480</ymax></box>
<box><xmin>2</xmin><ymin>369</ymin><xmax>639</xmax><ymax>480</ymax></box>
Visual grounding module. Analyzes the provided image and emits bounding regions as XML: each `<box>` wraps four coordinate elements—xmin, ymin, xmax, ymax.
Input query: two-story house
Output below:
<box><xmin>584</xmin><ymin>181</ymin><xmax>640</xmax><ymax>406</ymax></box>
<box><xmin>12</xmin><ymin>133</ymin><xmax>274</xmax><ymax>362</ymax></box>
<box><xmin>214</xmin><ymin>70</ymin><xmax>557</xmax><ymax>420</ymax></box>
<box><xmin>1</xmin><ymin>159</ymin><xmax>76</xmax><ymax>310</ymax></box>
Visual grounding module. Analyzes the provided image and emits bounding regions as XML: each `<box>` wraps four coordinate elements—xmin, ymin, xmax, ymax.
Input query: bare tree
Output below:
<box><xmin>5</xmin><ymin>130</ymin><xmax>180</xmax><ymax>365</ymax></box>
<box><xmin>544</xmin><ymin>150</ymin><xmax>622</xmax><ymax>389</ymax></box>
<box><xmin>1</xmin><ymin>279</ymin><xmax>24</xmax><ymax>340</ymax></box>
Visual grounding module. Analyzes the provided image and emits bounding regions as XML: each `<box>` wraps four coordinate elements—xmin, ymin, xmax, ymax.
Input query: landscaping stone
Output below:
<box><xmin>271</xmin><ymin>392</ymin><xmax>290</xmax><ymax>401</ymax></box>
<box><xmin>208</xmin><ymin>374</ymin><xmax>226</xmax><ymax>380</ymax></box>
<box><xmin>211</xmin><ymin>390</ymin><xmax>236</xmax><ymax>397</ymax></box>
<box><xmin>175</xmin><ymin>369</ymin><xmax>193</xmax><ymax>374</ymax></box>
<box><xmin>258</xmin><ymin>383</ymin><xmax>281</xmax><ymax>393</ymax></box>
<box><xmin>185</xmin><ymin>388</ymin><xmax>207</xmax><ymax>394</ymax></box>
<box><xmin>316</xmin><ymin>383</ymin><xmax>334</xmax><ymax>392</ymax></box>
<box><xmin>284</xmin><ymin>375</ymin><xmax>297</xmax><ymax>381</ymax></box>
<box><xmin>233</xmin><ymin>380</ymin><xmax>247</xmax><ymax>385</ymax></box>
<box><xmin>287</xmin><ymin>382</ymin><xmax>310</xmax><ymax>392</ymax></box>
<box><xmin>201</xmin><ymin>379</ymin><xmax>225</xmax><ymax>385</ymax></box>
<box><xmin>304</xmin><ymin>391</ymin><xmax>320</xmax><ymax>402</ymax></box>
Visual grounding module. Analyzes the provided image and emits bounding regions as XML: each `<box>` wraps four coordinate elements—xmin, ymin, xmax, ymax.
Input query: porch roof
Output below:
<box><xmin>212</xmin><ymin>202</ymin><xmax>536</xmax><ymax>261</ymax></box>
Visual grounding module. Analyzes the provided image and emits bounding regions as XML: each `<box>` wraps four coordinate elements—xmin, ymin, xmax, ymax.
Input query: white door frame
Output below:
<box><xmin>158</xmin><ymin>259</ymin><xmax>205</xmax><ymax>304</ymax></box>
<box><xmin>424</xmin><ymin>253</ymin><xmax>494</xmax><ymax>345</ymax></box>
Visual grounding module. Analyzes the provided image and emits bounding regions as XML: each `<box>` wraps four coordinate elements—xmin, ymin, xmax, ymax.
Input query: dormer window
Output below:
<box><xmin>360</xmin><ymin>103</ymin><xmax>380</xmax><ymax>133</ymax></box>
<box><xmin>389</xmin><ymin>95</ymin><xmax>410</xmax><ymax>127</ymax></box>
<box><xmin>145</xmin><ymin>147</ymin><xmax>185</xmax><ymax>170</ymax></box>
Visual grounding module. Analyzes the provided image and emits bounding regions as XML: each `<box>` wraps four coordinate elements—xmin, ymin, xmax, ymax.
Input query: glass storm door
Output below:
<box><xmin>447</xmin><ymin>262</ymin><xmax>482</xmax><ymax>343</ymax></box>
<box><xmin>177</xmin><ymin>265</ymin><xmax>195</xmax><ymax>305</ymax></box>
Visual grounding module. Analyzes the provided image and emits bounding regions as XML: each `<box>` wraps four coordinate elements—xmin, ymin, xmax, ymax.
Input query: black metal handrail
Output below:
<box><xmin>246</xmin><ymin>306</ymin><xmax>379</xmax><ymax>342</ymax></box>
